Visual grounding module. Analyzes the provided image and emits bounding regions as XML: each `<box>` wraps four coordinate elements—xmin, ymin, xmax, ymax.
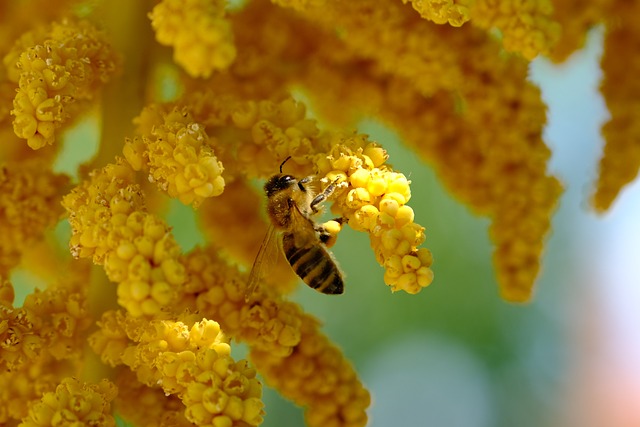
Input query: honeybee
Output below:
<box><xmin>245</xmin><ymin>157</ymin><xmax>344</xmax><ymax>301</ymax></box>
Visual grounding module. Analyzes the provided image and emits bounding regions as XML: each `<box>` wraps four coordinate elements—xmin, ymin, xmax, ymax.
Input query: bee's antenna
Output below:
<box><xmin>279</xmin><ymin>156</ymin><xmax>292</xmax><ymax>173</ymax></box>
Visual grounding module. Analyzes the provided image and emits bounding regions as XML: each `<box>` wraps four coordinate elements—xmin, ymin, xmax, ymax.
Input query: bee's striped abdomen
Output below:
<box><xmin>283</xmin><ymin>233</ymin><xmax>343</xmax><ymax>295</ymax></box>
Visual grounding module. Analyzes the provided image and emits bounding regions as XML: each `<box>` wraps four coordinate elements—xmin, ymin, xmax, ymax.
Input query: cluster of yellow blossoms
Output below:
<box><xmin>4</xmin><ymin>19</ymin><xmax>119</xmax><ymax>149</ymax></box>
<box><xmin>1</xmin><ymin>0</ymin><xmax>639</xmax><ymax>426</ymax></box>
<box><xmin>90</xmin><ymin>312</ymin><xmax>264</xmax><ymax>426</ymax></box>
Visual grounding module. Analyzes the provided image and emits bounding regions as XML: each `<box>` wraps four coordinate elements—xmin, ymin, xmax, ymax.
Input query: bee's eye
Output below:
<box><xmin>265</xmin><ymin>174</ymin><xmax>297</xmax><ymax>196</ymax></box>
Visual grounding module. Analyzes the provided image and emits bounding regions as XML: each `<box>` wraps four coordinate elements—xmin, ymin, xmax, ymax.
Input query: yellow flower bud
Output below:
<box><xmin>362</xmin><ymin>143</ymin><xmax>386</xmax><ymax>167</ymax></box>
<box><xmin>395</xmin><ymin>205</ymin><xmax>415</xmax><ymax>228</ymax></box>
<box><xmin>379</xmin><ymin>197</ymin><xmax>399</xmax><ymax>217</ymax></box>
<box><xmin>402</xmin><ymin>254</ymin><xmax>421</xmax><ymax>272</ymax></box>
<box><xmin>346</xmin><ymin>187</ymin><xmax>371</xmax><ymax>209</ymax></box>
<box><xmin>366</xmin><ymin>174</ymin><xmax>388</xmax><ymax>196</ymax></box>
<box><xmin>350</xmin><ymin>204</ymin><xmax>379</xmax><ymax>231</ymax></box>
<box><xmin>129</xmin><ymin>281</ymin><xmax>150</xmax><ymax>301</ymax></box>
<box><xmin>325</xmin><ymin>170</ymin><xmax>348</xmax><ymax>184</ymax></box>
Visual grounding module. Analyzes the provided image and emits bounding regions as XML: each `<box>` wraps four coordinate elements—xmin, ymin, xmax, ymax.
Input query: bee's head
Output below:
<box><xmin>265</xmin><ymin>174</ymin><xmax>297</xmax><ymax>197</ymax></box>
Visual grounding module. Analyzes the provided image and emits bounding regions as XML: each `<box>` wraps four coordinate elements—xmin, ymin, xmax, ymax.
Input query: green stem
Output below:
<box><xmin>90</xmin><ymin>0</ymin><xmax>155</xmax><ymax>169</ymax></box>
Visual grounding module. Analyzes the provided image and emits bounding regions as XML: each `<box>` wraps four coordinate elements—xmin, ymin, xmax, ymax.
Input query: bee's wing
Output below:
<box><xmin>245</xmin><ymin>223</ymin><xmax>279</xmax><ymax>302</ymax></box>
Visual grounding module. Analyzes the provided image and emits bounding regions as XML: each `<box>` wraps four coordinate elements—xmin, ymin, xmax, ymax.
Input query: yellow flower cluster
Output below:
<box><xmin>401</xmin><ymin>0</ymin><xmax>559</xmax><ymax>59</ymax></box>
<box><xmin>113</xmin><ymin>370</ymin><xmax>192</xmax><ymax>427</ymax></box>
<box><xmin>403</xmin><ymin>0</ymin><xmax>472</xmax><ymax>26</ymax></box>
<box><xmin>149</xmin><ymin>0</ymin><xmax>236</xmax><ymax>78</ymax></box>
<box><xmin>251</xmin><ymin>314</ymin><xmax>370</xmax><ymax>427</ymax></box>
<box><xmin>4</xmin><ymin>19</ymin><xmax>119</xmax><ymax>149</ymax></box>
<box><xmin>0</xmin><ymin>280</ymin><xmax>41</xmax><ymax>372</ymax></box>
<box><xmin>0</xmin><ymin>268</ymin><xmax>93</xmax><ymax>424</ymax></box>
<box><xmin>185</xmin><ymin>92</ymin><xmax>321</xmax><ymax>179</ymax></box>
<box><xmin>470</xmin><ymin>0</ymin><xmax>560</xmax><ymax>60</ymax></box>
<box><xmin>0</xmin><ymin>160</ymin><xmax>68</xmax><ymax>274</ymax></box>
<box><xmin>547</xmin><ymin>0</ymin><xmax>608</xmax><ymax>62</ymax></box>
<box><xmin>183</xmin><ymin>247</ymin><xmax>303</xmax><ymax>357</ymax></box>
<box><xmin>291</xmin><ymin>0</ymin><xmax>464</xmax><ymax>96</ymax></box>
<box><xmin>592</xmin><ymin>19</ymin><xmax>640</xmax><ymax>212</ymax></box>
<box><xmin>3</xmin><ymin>0</ymin><xmax>640</xmax><ymax>425</ymax></box>
<box><xmin>124</xmin><ymin>104</ymin><xmax>225</xmax><ymax>208</ymax></box>
<box><xmin>20</xmin><ymin>377</ymin><xmax>117</xmax><ymax>427</ymax></box>
<box><xmin>0</xmin><ymin>354</ymin><xmax>75</xmax><ymax>423</ymax></box>
<box><xmin>0</xmin><ymin>276</ymin><xmax>90</xmax><ymax>372</ymax></box>
<box><xmin>158</xmin><ymin>244</ymin><xmax>370</xmax><ymax>424</ymax></box>
<box><xmin>281</xmin><ymin>13</ymin><xmax>560</xmax><ymax>300</ymax></box>
<box><xmin>183</xmin><ymin>245</ymin><xmax>373</xmax><ymax>424</ymax></box>
<box><xmin>144</xmin><ymin>89</ymin><xmax>432</xmax><ymax>294</ymax></box>
<box><xmin>315</xmin><ymin>134</ymin><xmax>434</xmax><ymax>294</ymax></box>
<box><xmin>62</xmin><ymin>161</ymin><xmax>185</xmax><ymax>317</ymax></box>
<box><xmin>90</xmin><ymin>311</ymin><xmax>264</xmax><ymax>427</ymax></box>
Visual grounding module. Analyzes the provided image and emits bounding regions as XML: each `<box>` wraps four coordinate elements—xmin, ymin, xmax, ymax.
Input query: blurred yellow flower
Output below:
<box><xmin>0</xmin><ymin>0</ymin><xmax>638</xmax><ymax>426</ymax></box>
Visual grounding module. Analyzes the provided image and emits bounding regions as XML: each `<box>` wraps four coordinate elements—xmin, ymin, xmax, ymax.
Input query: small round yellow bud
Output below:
<box><xmin>202</xmin><ymin>388</ymin><xmax>228</xmax><ymax>413</ymax></box>
<box><xmin>35</xmin><ymin>98</ymin><xmax>58</xmax><ymax>121</ymax></box>
<box><xmin>384</xmin><ymin>254</ymin><xmax>403</xmax><ymax>276</ymax></box>
<box><xmin>367</xmin><ymin>174</ymin><xmax>388</xmax><ymax>197</ymax></box>
<box><xmin>332</xmin><ymin>155</ymin><xmax>352</xmax><ymax>171</ymax></box>
<box><xmin>212</xmin><ymin>415</ymin><xmax>233</xmax><ymax>427</ymax></box>
<box><xmin>388</xmin><ymin>175</ymin><xmax>411</xmax><ymax>201</ymax></box>
<box><xmin>37</xmin><ymin>121</ymin><xmax>56</xmax><ymax>139</ymax></box>
<box><xmin>346</xmin><ymin>187</ymin><xmax>371</xmax><ymax>209</ymax></box>
<box><xmin>325</xmin><ymin>170</ymin><xmax>348</xmax><ymax>184</ymax></box>
<box><xmin>231</xmin><ymin>102</ymin><xmax>258</xmax><ymax>128</ymax></box>
<box><xmin>116</xmin><ymin>242</ymin><xmax>137</xmax><ymax>260</ymax></box>
<box><xmin>278</xmin><ymin>325</ymin><xmax>301</xmax><ymax>347</ymax></box>
<box><xmin>226</xmin><ymin>395</ymin><xmax>246</xmax><ymax>420</ymax></box>
<box><xmin>123</xmin><ymin>138</ymin><xmax>145</xmax><ymax>171</ymax></box>
<box><xmin>395</xmin><ymin>240</ymin><xmax>412</xmax><ymax>256</ymax></box>
<box><xmin>396</xmin><ymin>272</ymin><xmax>418</xmax><ymax>293</ymax></box>
<box><xmin>13</xmin><ymin>114</ymin><xmax>38</xmax><ymax>138</ymax></box>
<box><xmin>315</xmin><ymin>156</ymin><xmax>332</xmax><ymax>174</ymax></box>
<box><xmin>382</xmin><ymin>192</ymin><xmax>407</xmax><ymax>206</ymax></box>
<box><xmin>395</xmin><ymin>205</ymin><xmax>415</xmax><ymax>227</ymax></box>
<box><xmin>27</xmin><ymin>134</ymin><xmax>47</xmax><ymax>149</ymax></box>
<box><xmin>379</xmin><ymin>198</ymin><xmax>400</xmax><ymax>217</ymax></box>
<box><xmin>350</xmin><ymin>205</ymin><xmax>379</xmax><ymax>231</ymax></box>
<box><xmin>212</xmin><ymin>357</ymin><xmax>230</xmax><ymax>378</ymax></box>
<box><xmin>378</xmin><ymin>212</ymin><xmax>395</xmax><ymax>227</ymax></box>
<box><xmin>243</xmin><ymin>398</ymin><xmax>265</xmax><ymax>424</ymax></box>
<box><xmin>402</xmin><ymin>254</ymin><xmax>421</xmax><ymax>272</ymax></box>
<box><xmin>129</xmin><ymin>281</ymin><xmax>150</xmax><ymax>301</ymax></box>
<box><xmin>151</xmin><ymin>281</ymin><xmax>172</xmax><ymax>305</ymax></box>
<box><xmin>417</xmin><ymin>247</ymin><xmax>433</xmax><ymax>266</ymax></box>
<box><xmin>349</xmin><ymin>168</ymin><xmax>371</xmax><ymax>188</ymax></box>
<box><xmin>162</xmin><ymin>258</ymin><xmax>186</xmax><ymax>285</ymax></box>
<box><xmin>185</xmin><ymin>403</ymin><xmax>210</xmax><ymax>425</ymax></box>
<box><xmin>417</xmin><ymin>266</ymin><xmax>434</xmax><ymax>288</ymax></box>
<box><xmin>363</xmin><ymin>144</ymin><xmax>388</xmax><ymax>167</ymax></box>
<box><xmin>381</xmin><ymin>229</ymin><xmax>402</xmax><ymax>251</ymax></box>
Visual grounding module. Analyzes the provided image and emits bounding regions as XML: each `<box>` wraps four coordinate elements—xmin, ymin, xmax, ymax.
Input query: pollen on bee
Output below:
<box><xmin>321</xmin><ymin>219</ymin><xmax>343</xmax><ymax>248</ymax></box>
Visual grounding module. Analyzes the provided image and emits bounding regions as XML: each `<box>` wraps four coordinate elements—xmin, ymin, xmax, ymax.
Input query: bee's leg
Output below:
<box><xmin>310</xmin><ymin>178</ymin><xmax>340</xmax><ymax>213</ymax></box>
<box><xmin>297</xmin><ymin>176</ymin><xmax>313</xmax><ymax>193</ymax></box>
<box><xmin>316</xmin><ymin>217</ymin><xmax>345</xmax><ymax>247</ymax></box>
